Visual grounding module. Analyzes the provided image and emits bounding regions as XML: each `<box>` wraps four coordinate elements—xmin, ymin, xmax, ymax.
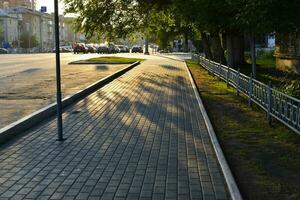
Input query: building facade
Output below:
<box><xmin>40</xmin><ymin>13</ymin><xmax>54</xmax><ymax>51</ymax></box>
<box><xmin>9</xmin><ymin>6</ymin><xmax>41</xmax><ymax>50</ymax></box>
<box><xmin>0</xmin><ymin>9</ymin><xmax>18</xmax><ymax>47</ymax></box>
<box><xmin>0</xmin><ymin>0</ymin><xmax>35</xmax><ymax>10</ymax></box>
<box><xmin>63</xmin><ymin>17</ymin><xmax>85</xmax><ymax>45</ymax></box>
<box><xmin>0</xmin><ymin>0</ymin><xmax>85</xmax><ymax>52</ymax></box>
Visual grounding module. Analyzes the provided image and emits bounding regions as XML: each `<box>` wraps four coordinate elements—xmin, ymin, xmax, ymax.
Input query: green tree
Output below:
<box><xmin>0</xmin><ymin>25</ymin><xmax>4</xmax><ymax>43</ymax></box>
<box><xmin>20</xmin><ymin>32</ymin><xmax>39</xmax><ymax>48</ymax></box>
<box><xmin>64</xmin><ymin>0</ymin><xmax>300</xmax><ymax>70</ymax></box>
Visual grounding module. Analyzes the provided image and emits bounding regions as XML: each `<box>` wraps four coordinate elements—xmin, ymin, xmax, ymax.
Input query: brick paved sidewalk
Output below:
<box><xmin>0</xmin><ymin>57</ymin><xmax>230</xmax><ymax>200</ymax></box>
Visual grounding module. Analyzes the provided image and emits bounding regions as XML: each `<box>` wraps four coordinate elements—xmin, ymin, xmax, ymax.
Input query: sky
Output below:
<box><xmin>36</xmin><ymin>0</ymin><xmax>65</xmax><ymax>14</ymax></box>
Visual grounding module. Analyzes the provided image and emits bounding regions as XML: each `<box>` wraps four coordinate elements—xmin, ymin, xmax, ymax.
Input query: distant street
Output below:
<box><xmin>0</xmin><ymin>52</ymin><xmax>191</xmax><ymax>129</ymax></box>
<box><xmin>0</xmin><ymin>53</ymin><xmax>128</xmax><ymax>128</ymax></box>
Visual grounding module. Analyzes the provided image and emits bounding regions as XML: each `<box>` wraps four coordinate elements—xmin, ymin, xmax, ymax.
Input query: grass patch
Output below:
<box><xmin>186</xmin><ymin>59</ymin><xmax>300</xmax><ymax>200</ymax></box>
<box><xmin>87</xmin><ymin>56</ymin><xmax>145</xmax><ymax>64</ymax></box>
<box><xmin>242</xmin><ymin>52</ymin><xmax>300</xmax><ymax>98</ymax></box>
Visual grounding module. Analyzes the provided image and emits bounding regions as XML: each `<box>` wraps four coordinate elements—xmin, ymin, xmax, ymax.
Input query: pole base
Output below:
<box><xmin>144</xmin><ymin>52</ymin><xmax>150</xmax><ymax>55</ymax></box>
<box><xmin>56</xmin><ymin>138</ymin><xmax>66</xmax><ymax>142</ymax></box>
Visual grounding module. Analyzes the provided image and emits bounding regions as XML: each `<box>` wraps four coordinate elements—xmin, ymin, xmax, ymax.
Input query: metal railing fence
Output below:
<box><xmin>191</xmin><ymin>54</ymin><xmax>300</xmax><ymax>135</ymax></box>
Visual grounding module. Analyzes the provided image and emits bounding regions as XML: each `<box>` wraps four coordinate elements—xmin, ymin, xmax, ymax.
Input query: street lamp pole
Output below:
<box><xmin>54</xmin><ymin>0</ymin><xmax>64</xmax><ymax>141</ymax></box>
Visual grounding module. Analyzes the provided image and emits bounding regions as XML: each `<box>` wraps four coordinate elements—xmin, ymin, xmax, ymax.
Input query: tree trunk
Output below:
<box><xmin>210</xmin><ymin>31</ymin><xmax>226</xmax><ymax>64</ymax></box>
<box><xmin>250</xmin><ymin>36</ymin><xmax>256</xmax><ymax>78</ymax></box>
<box><xmin>226</xmin><ymin>31</ymin><xmax>245</xmax><ymax>68</ymax></box>
<box><xmin>183</xmin><ymin>32</ymin><xmax>189</xmax><ymax>52</ymax></box>
<box><xmin>201</xmin><ymin>32</ymin><xmax>213</xmax><ymax>60</ymax></box>
<box><xmin>226</xmin><ymin>33</ymin><xmax>233</xmax><ymax>67</ymax></box>
<box><xmin>144</xmin><ymin>38</ymin><xmax>149</xmax><ymax>55</ymax></box>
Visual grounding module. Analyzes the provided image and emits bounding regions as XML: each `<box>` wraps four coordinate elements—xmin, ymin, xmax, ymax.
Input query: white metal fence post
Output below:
<box><xmin>248</xmin><ymin>73</ymin><xmax>253</xmax><ymax>107</ymax></box>
<box><xmin>267</xmin><ymin>81</ymin><xmax>272</xmax><ymax>125</ymax></box>
<box><xmin>226</xmin><ymin>65</ymin><xmax>230</xmax><ymax>86</ymax></box>
<box><xmin>237</xmin><ymin>68</ymin><xmax>240</xmax><ymax>96</ymax></box>
<box><xmin>188</xmin><ymin>53</ymin><xmax>300</xmax><ymax>135</ymax></box>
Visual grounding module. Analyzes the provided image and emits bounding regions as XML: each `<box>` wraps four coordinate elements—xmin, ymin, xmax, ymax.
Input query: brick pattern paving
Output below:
<box><xmin>0</xmin><ymin>58</ymin><xmax>230</xmax><ymax>200</ymax></box>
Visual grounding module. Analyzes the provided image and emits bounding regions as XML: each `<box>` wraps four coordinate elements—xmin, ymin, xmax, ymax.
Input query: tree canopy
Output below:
<box><xmin>64</xmin><ymin>0</ymin><xmax>300</xmax><ymax>68</ymax></box>
<box><xmin>64</xmin><ymin>0</ymin><xmax>300</xmax><ymax>38</ymax></box>
<box><xmin>20</xmin><ymin>32</ymin><xmax>39</xmax><ymax>48</ymax></box>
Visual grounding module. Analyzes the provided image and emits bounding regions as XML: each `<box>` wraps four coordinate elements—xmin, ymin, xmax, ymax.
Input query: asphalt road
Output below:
<box><xmin>0</xmin><ymin>52</ymin><xmax>191</xmax><ymax>130</ymax></box>
<box><xmin>0</xmin><ymin>52</ymin><xmax>129</xmax><ymax>129</ymax></box>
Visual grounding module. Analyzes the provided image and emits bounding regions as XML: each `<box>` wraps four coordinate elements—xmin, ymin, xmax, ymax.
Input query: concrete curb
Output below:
<box><xmin>69</xmin><ymin>60</ymin><xmax>134</xmax><ymax>65</ymax></box>
<box><xmin>184</xmin><ymin>61</ymin><xmax>243</xmax><ymax>200</ymax></box>
<box><xmin>156</xmin><ymin>53</ymin><xmax>194</xmax><ymax>62</ymax></box>
<box><xmin>0</xmin><ymin>61</ymin><xmax>140</xmax><ymax>145</ymax></box>
<box><xmin>156</xmin><ymin>54</ymin><xmax>242</xmax><ymax>200</ymax></box>
<box><xmin>155</xmin><ymin>54</ymin><xmax>186</xmax><ymax>62</ymax></box>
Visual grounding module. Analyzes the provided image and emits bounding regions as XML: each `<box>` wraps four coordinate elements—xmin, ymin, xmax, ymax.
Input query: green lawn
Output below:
<box><xmin>241</xmin><ymin>52</ymin><xmax>300</xmax><ymax>98</ymax></box>
<box><xmin>87</xmin><ymin>56</ymin><xmax>145</xmax><ymax>64</ymax></box>
<box><xmin>186</xmin><ymin>59</ymin><xmax>300</xmax><ymax>200</ymax></box>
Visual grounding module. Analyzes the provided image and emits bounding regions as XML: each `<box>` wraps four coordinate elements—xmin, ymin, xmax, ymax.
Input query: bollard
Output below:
<box><xmin>267</xmin><ymin>81</ymin><xmax>272</xmax><ymax>125</ymax></box>
<box><xmin>237</xmin><ymin>68</ymin><xmax>240</xmax><ymax>96</ymax></box>
<box><xmin>248</xmin><ymin>73</ymin><xmax>253</xmax><ymax>107</ymax></box>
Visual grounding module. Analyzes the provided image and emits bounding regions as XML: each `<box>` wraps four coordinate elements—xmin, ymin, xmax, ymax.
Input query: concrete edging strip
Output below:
<box><xmin>183</xmin><ymin>61</ymin><xmax>243</xmax><ymax>200</ymax></box>
<box><xmin>156</xmin><ymin>54</ymin><xmax>242</xmax><ymax>199</ymax></box>
<box><xmin>69</xmin><ymin>61</ymin><xmax>134</xmax><ymax>65</ymax></box>
<box><xmin>0</xmin><ymin>61</ymin><xmax>140</xmax><ymax>145</ymax></box>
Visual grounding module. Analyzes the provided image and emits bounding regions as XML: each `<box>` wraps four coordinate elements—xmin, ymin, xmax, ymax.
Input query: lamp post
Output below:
<box><xmin>54</xmin><ymin>0</ymin><xmax>64</xmax><ymax>141</ymax></box>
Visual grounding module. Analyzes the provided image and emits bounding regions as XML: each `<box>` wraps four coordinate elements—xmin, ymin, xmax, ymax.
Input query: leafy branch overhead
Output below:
<box><xmin>64</xmin><ymin>0</ymin><xmax>300</xmax><ymax>50</ymax></box>
<box><xmin>63</xmin><ymin>0</ymin><xmax>168</xmax><ymax>40</ymax></box>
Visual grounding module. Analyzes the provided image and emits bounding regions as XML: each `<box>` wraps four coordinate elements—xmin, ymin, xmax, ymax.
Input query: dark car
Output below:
<box><xmin>97</xmin><ymin>44</ymin><xmax>109</xmax><ymax>54</ymax></box>
<box><xmin>131</xmin><ymin>45</ymin><xmax>143</xmax><ymax>53</ymax></box>
<box><xmin>107</xmin><ymin>43</ymin><xmax>118</xmax><ymax>54</ymax></box>
<box><xmin>0</xmin><ymin>48</ymin><xmax>8</xmax><ymax>54</ymax></box>
<box><xmin>73</xmin><ymin>43</ymin><xmax>87</xmax><ymax>54</ymax></box>
<box><xmin>116</xmin><ymin>45</ymin><xmax>130</xmax><ymax>53</ymax></box>
<box><xmin>124</xmin><ymin>46</ymin><xmax>130</xmax><ymax>53</ymax></box>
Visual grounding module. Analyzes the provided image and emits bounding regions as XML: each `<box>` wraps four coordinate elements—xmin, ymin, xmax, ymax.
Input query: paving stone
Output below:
<box><xmin>0</xmin><ymin>57</ymin><xmax>230</xmax><ymax>200</ymax></box>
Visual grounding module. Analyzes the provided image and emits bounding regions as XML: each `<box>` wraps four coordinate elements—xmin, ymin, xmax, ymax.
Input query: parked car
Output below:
<box><xmin>0</xmin><ymin>48</ymin><xmax>8</xmax><ymax>54</ymax></box>
<box><xmin>107</xmin><ymin>43</ymin><xmax>118</xmax><ymax>54</ymax></box>
<box><xmin>115</xmin><ymin>46</ymin><xmax>121</xmax><ymax>53</ymax></box>
<box><xmin>97</xmin><ymin>44</ymin><xmax>109</xmax><ymax>54</ymax></box>
<box><xmin>73</xmin><ymin>43</ymin><xmax>88</xmax><ymax>54</ymax></box>
<box><xmin>52</xmin><ymin>46</ymin><xmax>73</xmax><ymax>53</ymax></box>
<box><xmin>116</xmin><ymin>45</ymin><xmax>130</xmax><ymax>53</ymax></box>
<box><xmin>61</xmin><ymin>46</ymin><xmax>73</xmax><ymax>52</ymax></box>
<box><xmin>86</xmin><ymin>44</ymin><xmax>97</xmax><ymax>53</ymax></box>
<box><xmin>131</xmin><ymin>45</ymin><xmax>143</xmax><ymax>53</ymax></box>
<box><xmin>124</xmin><ymin>46</ymin><xmax>130</xmax><ymax>53</ymax></box>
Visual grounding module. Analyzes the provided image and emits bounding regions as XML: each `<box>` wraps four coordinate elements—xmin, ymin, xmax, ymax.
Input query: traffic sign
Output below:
<box><xmin>41</xmin><ymin>6</ymin><xmax>47</xmax><ymax>13</ymax></box>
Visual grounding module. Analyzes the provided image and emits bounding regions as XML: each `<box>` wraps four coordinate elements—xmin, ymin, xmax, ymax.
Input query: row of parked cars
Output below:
<box><xmin>0</xmin><ymin>43</ymin><xmax>144</xmax><ymax>54</ymax></box>
<box><xmin>73</xmin><ymin>43</ymin><xmax>143</xmax><ymax>54</ymax></box>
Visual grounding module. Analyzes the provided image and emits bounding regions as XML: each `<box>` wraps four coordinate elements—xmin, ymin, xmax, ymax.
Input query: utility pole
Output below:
<box><xmin>54</xmin><ymin>0</ymin><xmax>64</xmax><ymax>141</ymax></box>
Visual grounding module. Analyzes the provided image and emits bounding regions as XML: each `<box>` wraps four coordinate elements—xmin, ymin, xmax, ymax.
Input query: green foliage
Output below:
<box><xmin>63</xmin><ymin>0</ymin><xmax>300</xmax><ymax>47</ymax></box>
<box><xmin>145</xmin><ymin>7</ymin><xmax>177</xmax><ymax>49</ymax></box>
<box><xmin>186</xmin><ymin>60</ymin><xmax>300</xmax><ymax>199</ymax></box>
<box><xmin>20</xmin><ymin>32</ymin><xmax>39</xmax><ymax>48</ymax></box>
<box><xmin>63</xmin><ymin>0</ymin><xmax>156</xmax><ymax>40</ymax></box>
<box><xmin>0</xmin><ymin>25</ymin><xmax>4</xmax><ymax>42</ymax></box>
